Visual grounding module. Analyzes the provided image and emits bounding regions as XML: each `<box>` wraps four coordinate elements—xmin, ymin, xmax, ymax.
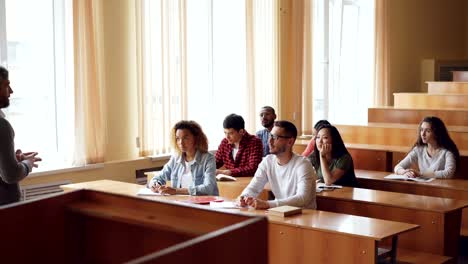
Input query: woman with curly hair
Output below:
<box><xmin>149</xmin><ymin>120</ymin><xmax>219</xmax><ymax>195</ymax></box>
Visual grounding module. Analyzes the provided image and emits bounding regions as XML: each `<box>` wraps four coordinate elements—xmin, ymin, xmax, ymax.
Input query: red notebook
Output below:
<box><xmin>183</xmin><ymin>196</ymin><xmax>224</xmax><ymax>204</ymax></box>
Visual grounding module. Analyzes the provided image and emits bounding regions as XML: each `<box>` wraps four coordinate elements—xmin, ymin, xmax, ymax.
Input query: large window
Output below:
<box><xmin>0</xmin><ymin>0</ymin><xmax>74</xmax><ymax>170</ymax></box>
<box><xmin>139</xmin><ymin>0</ymin><xmax>278</xmax><ymax>155</ymax></box>
<box><xmin>312</xmin><ymin>0</ymin><xmax>375</xmax><ymax>124</ymax></box>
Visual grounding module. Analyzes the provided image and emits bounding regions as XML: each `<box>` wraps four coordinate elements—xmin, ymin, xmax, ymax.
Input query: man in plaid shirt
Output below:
<box><xmin>215</xmin><ymin>114</ymin><xmax>263</xmax><ymax>177</ymax></box>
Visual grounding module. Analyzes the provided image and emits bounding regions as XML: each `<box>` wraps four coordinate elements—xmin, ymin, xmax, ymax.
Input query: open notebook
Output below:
<box><xmin>384</xmin><ymin>174</ymin><xmax>435</xmax><ymax>183</ymax></box>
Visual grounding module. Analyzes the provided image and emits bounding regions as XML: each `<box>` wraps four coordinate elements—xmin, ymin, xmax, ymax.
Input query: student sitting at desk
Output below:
<box><xmin>309</xmin><ymin>124</ymin><xmax>358</xmax><ymax>187</ymax></box>
<box><xmin>394</xmin><ymin>116</ymin><xmax>459</xmax><ymax>179</ymax></box>
<box><xmin>149</xmin><ymin>120</ymin><xmax>219</xmax><ymax>195</ymax></box>
<box><xmin>301</xmin><ymin>119</ymin><xmax>330</xmax><ymax>157</ymax></box>
<box><xmin>238</xmin><ymin>120</ymin><xmax>316</xmax><ymax>209</ymax></box>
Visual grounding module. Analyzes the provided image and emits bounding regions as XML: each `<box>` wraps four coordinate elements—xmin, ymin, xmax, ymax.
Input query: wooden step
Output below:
<box><xmin>394</xmin><ymin>93</ymin><xmax>468</xmax><ymax>109</ymax></box>
<box><xmin>335</xmin><ymin>123</ymin><xmax>468</xmax><ymax>150</ymax></box>
<box><xmin>368</xmin><ymin>107</ymin><xmax>468</xmax><ymax>126</ymax></box>
<box><xmin>396</xmin><ymin>248</ymin><xmax>453</xmax><ymax>264</ymax></box>
<box><xmin>427</xmin><ymin>82</ymin><xmax>468</xmax><ymax>94</ymax></box>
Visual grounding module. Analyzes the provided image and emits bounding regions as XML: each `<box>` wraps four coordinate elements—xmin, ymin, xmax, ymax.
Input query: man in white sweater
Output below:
<box><xmin>238</xmin><ymin>120</ymin><xmax>316</xmax><ymax>209</ymax></box>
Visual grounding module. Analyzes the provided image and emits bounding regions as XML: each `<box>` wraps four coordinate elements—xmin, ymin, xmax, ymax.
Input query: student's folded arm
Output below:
<box><xmin>189</xmin><ymin>155</ymin><xmax>218</xmax><ymax>195</ymax></box>
<box><xmin>432</xmin><ymin>151</ymin><xmax>456</xmax><ymax>179</ymax></box>
<box><xmin>0</xmin><ymin>120</ymin><xmax>28</xmax><ymax>184</ymax></box>
<box><xmin>394</xmin><ymin>148</ymin><xmax>418</xmax><ymax>174</ymax></box>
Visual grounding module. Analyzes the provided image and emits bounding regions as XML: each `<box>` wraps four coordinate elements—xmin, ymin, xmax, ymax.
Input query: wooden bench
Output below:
<box><xmin>316</xmin><ymin>187</ymin><xmax>468</xmax><ymax>260</ymax></box>
<box><xmin>397</xmin><ymin>248</ymin><xmax>453</xmax><ymax>264</ymax></box>
<box><xmin>427</xmin><ymin>81</ymin><xmax>468</xmax><ymax>94</ymax></box>
<box><xmin>394</xmin><ymin>93</ymin><xmax>468</xmax><ymax>109</ymax></box>
<box><xmin>367</xmin><ymin>107</ymin><xmax>468</xmax><ymax>126</ymax></box>
<box><xmin>334</xmin><ymin>123</ymin><xmax>468</xmax><ymax>149</ymax></box>
<box><xmin>355</xmin><ymin>169</ymin><xmax>468</xmax><ymax>237</ymax></box>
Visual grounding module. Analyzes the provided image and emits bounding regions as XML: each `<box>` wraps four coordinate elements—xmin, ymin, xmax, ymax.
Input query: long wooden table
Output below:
<box><xmin>62</xmin><ymin>180</ymin><xmax>419</xmax><ymax>264</ymax></box>
<box><xmin>356</xmin><ymin>169</ymin><xmax>468</xmax><ymax>236</ymax></box>
<box><xmin>316</xmin><ymin>186</ymin><xmax>468</xmax><ymax>259</ymax></box>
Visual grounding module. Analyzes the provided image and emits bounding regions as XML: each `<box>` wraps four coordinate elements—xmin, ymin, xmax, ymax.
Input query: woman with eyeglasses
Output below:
<box><xmin>301</xmin><ymin>120</ymin><xmax>330</xmax><ymax>157</ymax></box>
<box><xmin>309</xmin><ymin>124</ymin><xmax>358</xmax><ymax>187</ymax></box>
<box><xmin>149</xmin><ymin>120</ymin><xmax>219</xmax><ymax>195</ymax></box>
<box><xmin>394</xmin><ymin>116</ymin><xmax>459</xmax><ymax>179</ymax></box>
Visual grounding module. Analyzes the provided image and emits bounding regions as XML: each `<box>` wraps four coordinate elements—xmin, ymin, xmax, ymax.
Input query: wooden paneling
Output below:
<box><xmin>336</xmin><ymin>124</ymin><xmax>468</xmax><ymax>150</ymax></box>
<box><xmin>317</xmin><ymin>187</ymin><xmax>468</xmax><ymax>258</ymax></box>
<box><xmin>394</xmin><ymin>93</ymin><xmax>468</xmax><ymax>109</ymax></box>
<box><xmin>427</xmin><ymin>81</ymin><xmax>468</xmax><ymax>94</ymax></box>
<box><xmin>0</xmin><ymin>189</ymin><xmax>268</xmax><ymax>264</ymax></box>
<box><xmin>355</xmin><ymin>169</ymin><xmax>468</xmax><ymax>236</ymax></box>
<box><xmin>368</xmin><ymin>107</ymin><xmax>468</xmax><ymax>126</ymax></box>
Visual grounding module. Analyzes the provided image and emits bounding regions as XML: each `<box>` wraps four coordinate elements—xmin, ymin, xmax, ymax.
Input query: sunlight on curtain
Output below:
<box><xmin>138</xmin><ymin>0</ymin><xmax>279</xmax><ymax>156</ymax></box>
<box><xmin>246</xmin><ymin>0</ymin><xmax>279</xmax><ymax>132</ymax></box>
<box><xmin>73</xmin><ymin>0</ymin><xmax>106</xmax><ymax>164</ymax></box>
<box><xmin>313</xmin><ymin>0</ymin><xmax>375</xmax><ymax>125</ymax></box>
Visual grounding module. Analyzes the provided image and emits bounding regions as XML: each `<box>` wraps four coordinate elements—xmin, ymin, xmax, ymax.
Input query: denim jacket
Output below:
<box><xmin>151</xmin><ymin>150</ymin><xmax>219</xmax><ymax>196</ymax></box>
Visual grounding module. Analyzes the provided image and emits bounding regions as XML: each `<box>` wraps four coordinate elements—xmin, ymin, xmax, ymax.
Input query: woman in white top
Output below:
<box><xmin>394</xmin><ymin>116</ymin><xmax>459</xmax><ymax>179</ymax></box>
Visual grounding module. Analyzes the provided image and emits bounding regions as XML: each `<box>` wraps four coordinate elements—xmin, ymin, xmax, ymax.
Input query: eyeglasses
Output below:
<box><xmin>269</xmin><ymin>133</ymin><xmax>292</xmax><ymax>140</ymax></box>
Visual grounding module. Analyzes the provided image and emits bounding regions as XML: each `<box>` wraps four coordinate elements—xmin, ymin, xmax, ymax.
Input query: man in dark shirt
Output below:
<box><xmin>0</xmin><ymin>66</ymin><xmax>41</xmax><ymax>205</ymax></box>
<box><xmin>256</xmin><ymin>106</ymin><xmax>276</xmax><ymax>157</ymax></box>
<box><xmin>215</xmin><ymin>114</ymin><xmax>263</xmax><ymax>177</ymax></box>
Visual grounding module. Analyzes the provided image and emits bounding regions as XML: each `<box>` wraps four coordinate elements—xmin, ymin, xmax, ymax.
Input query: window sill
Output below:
<box><xmin>28</xmin><ymin>163</ymin><xmax>105</xmax><ymax>178</ymax></box>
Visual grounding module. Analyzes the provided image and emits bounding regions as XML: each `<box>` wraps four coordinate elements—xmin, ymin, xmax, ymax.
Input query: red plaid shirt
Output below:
<box><xmin>215</xmin><ymin>132</ymin><xmax>263</xmax><ymax>177</ymax></box>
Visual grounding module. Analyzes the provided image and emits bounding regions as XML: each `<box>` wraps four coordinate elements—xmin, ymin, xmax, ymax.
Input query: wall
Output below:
<box><xmin>388</xmin><ymin>0</ymin><xmax>467</xmax><ymax>103</ymax></box>
<box><xmin>102</xmin><ymin>0</ymin><xmax>139</xmax><ymax>161</ymax></box>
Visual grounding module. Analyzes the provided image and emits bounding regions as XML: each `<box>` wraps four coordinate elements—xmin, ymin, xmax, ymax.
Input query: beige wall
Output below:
<box><xmin>388</xmin><ymin>0</ymin><xmax>467</xmax><ymax>103</ymax></box>
<box><xmin>102</xmin><ymin>0</ymin><xmax>139</xmax><ymax>161</ymax></box>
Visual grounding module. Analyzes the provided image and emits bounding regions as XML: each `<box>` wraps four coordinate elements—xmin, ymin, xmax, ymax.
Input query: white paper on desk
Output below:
<box><xmin>384</xmin><ymin>174</ymin><xmax>435</xmax><ymax>183</ymax></box>
<box><xmin>316</xmin><ymin>182</ymin><xmax>343</xmax><ymax>189</ymax></box>
<box><xmin>137</xmin><ymin>187</ymin><xmax>170</xmax><ymax>196</ymax></box>
<box><xmin>209</xmin><ymin>201</ymin><xmax>240</xmax><ymax>209</ymax></box>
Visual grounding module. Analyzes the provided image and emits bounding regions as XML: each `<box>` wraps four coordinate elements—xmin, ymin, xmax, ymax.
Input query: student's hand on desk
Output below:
<box><xmin>402</xmin><ymin>169</ymin><xmax>420</xmax><ymax>178</ymax></box>
<box><xmin>216</xmin><ymin>169</ymin><xmax>232</xmax><ymax>175</ymax></box>
<box><xmin>150</xmin><ymin>182</ymin><xmax>162</xmax><ymax>193</ymax></box>
<box><xmin>251</xmin><ymin>198</ymin><xmax>270</xmax><ymax>209</ymax></box>
<box><xmin>158</xmin><ymin>186</ymin><xmax>177</xmax><ymax>195</ymax></box>
<box><xmin>237</xmin><ymin>196</ymin><xmax>253</xmax><ymax>207</ymax></box>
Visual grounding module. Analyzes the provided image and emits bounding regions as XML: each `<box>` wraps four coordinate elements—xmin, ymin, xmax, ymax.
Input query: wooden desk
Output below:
<box><xmin>316</xmin><ymin>186</ymin><xmax>468</xmax><ymax>259</ymax></box>
<box><xmin>62</xmin><ymin>180</ymin><xmax>419</xmax><ymax>264</ymax></box>
<box><xmin>0</xmin><ymin>187</ymin><xmax>267</xmax><ymax>264</ymax></box>
<box><xmin>356</xmin><ymin>169</ymin><xmax>468</xmax><ymax>236</ymax></box>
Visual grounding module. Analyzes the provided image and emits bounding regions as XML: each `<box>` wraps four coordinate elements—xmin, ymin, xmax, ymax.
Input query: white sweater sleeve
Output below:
<box><xmin>268</xmin><ymin>162</ymin><xmax>314</xmax><ymax>208</ymax></box>
<box><xmin>240</xmin><ymin>159</ymin><xmax>268</xmax><ymax>198</ymax></box>
<box><xmin>394</xmin><ymin>147</ymin><xmax>418</xmax><ymax>174</ymax></box>
<box><xmin>432</xmin><ymin>151</ymin><xmax>456</xmax><ymax>179</ymax></box>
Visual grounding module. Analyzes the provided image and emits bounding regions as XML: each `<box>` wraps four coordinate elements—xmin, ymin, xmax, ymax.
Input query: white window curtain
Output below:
<box><xmin>313</xmin><ymin>0</ymin><xmax>375</xmax><ymax>125</ymax></box>
<box><xmin>0</xmin><ymin>0</ymin><xmax>76</xmax><ymax>169</ymax></box>
<box><xmin>137</xmin><ymin>0</ymin><xmax>278</xmax><ymax>156</ymax></box>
